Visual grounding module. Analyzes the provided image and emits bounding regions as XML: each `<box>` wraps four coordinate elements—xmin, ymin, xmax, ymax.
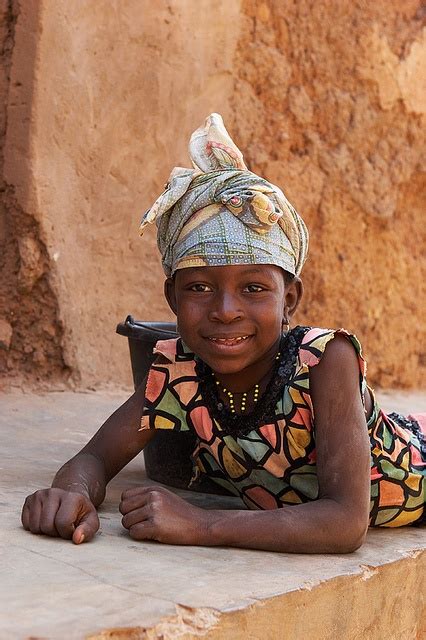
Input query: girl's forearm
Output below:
<box><xmin>51</xmin><ymin>453</ymin><xmax>107</xmax><ymax>507</ymax></box>
<box><xmin>202</xmin><ymin>499</ymin><xmax>368</xmax><ymax>554</ymax></box>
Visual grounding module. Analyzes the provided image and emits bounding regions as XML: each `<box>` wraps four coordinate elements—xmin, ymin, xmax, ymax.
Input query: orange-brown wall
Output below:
<box><xmin>1</xmin><ymin>0</ymin><xmax>425</xmax><ymax>389</ymax></box>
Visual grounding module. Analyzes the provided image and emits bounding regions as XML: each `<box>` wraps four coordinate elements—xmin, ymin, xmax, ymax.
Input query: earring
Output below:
<box><xmin>282</xmin><ymin>318</ymin><xmax>290</xmax><ymax>334</ymax></box>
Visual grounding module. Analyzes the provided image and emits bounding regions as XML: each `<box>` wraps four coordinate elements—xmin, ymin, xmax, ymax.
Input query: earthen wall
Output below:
<box><xmin>1</xmin><ymin>0</ymin><xmax>425</xmax><ymax>389</ymax></box>
<box><xmin>0</xmin><ymin>1</ymin><xmax>70</xmax><ymax>388</ymax></box>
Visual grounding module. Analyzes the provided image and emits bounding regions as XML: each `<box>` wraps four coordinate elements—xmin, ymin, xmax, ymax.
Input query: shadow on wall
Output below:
<box><xmin>0</xmin><ymin>1</ymin><xmax>70</xmax><ymax>390</ymax></box>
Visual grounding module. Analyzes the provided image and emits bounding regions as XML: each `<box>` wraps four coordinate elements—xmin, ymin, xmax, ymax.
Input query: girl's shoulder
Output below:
<box><xmin>295</xmin><ymin>327</ymin><xmax>368</xmax><ymax>401</ymax></box>
<box><xmin>297</xmin><ymin>326</ymin><xmax>365</xmax><ymax>371</ymax></box>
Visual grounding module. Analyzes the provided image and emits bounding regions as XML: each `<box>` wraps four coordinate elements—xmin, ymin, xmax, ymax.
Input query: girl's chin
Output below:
<box><xmin>199</xmin><ymin>353</ymin><xmax>252</xmax><ymax>376</ymax></box>
<box><xmin>209</xmin><ymin>363</ymin><xmax>249</xmax><ymax>376</ymax></box>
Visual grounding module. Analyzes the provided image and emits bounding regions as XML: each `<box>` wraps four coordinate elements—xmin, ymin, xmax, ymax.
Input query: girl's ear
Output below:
<box><xmin>164</xmin><ymin>277</ymin><xmax>178</xmax><ymax>315</ymax></box>
<box><xmin>284</xmin><ymin>277</ymin><xmax>303</xmax><ymax>320</ymax></box>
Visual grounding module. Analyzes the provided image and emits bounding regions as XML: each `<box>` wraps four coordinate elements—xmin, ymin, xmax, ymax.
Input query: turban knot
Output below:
<box><xmin>140</xmin><ymin>113</ymin><xmax>309</xmax><ymax>277</ymax></box>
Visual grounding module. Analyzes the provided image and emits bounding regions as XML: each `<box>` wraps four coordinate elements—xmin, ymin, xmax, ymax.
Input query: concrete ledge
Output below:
<box><xmin>1</xmin><ymin>391</ymin><xmax>425</xmax><ymax>639</ymax></box>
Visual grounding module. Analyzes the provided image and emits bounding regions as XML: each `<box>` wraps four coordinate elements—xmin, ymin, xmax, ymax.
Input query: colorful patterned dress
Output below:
<box><xmin>140</xmin><ymin>328</ymin><xmax>426</xmax><ymax>527</ymax></box>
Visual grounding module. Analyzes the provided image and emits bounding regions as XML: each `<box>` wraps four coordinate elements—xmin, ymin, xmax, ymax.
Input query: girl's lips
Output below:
<box><xmin>205</xmin><ymin>335</ymin><xmax>253</xmax><ymax>349</ymax></box>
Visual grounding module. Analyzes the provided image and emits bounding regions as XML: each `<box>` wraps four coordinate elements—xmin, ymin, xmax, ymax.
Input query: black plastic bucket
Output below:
<box><xmin>116</xmin><ymin>316</ymin><xmax>229</xmax><ymax>494</ymax></box>
<box><xmin>116</xmin><ymin>317</ymin><xmax>178</xmax><ymax>389</ymax></box>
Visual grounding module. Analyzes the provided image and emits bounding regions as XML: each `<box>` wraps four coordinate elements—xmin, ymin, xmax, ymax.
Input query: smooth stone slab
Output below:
<box><xmin>0</xmin><ymin>390</ymin><xmax>425</xmax><ymax>639</ymax></box>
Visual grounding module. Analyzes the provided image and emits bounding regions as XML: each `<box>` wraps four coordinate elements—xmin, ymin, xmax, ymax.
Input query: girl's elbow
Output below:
<box><xmin>343</xmin><ymin>532</ymin><xmax>366</xmax><ymax>553</ymax></box>
<box><xmin>340</xmin><ymin>519</ymin><xmax>369</xmax><ymax>553</ymax></box>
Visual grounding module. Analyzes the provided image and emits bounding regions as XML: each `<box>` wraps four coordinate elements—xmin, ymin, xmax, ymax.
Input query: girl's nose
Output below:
<box><xmin>208</xmin><ymin>292</ymin><xmax>243</xmax><ymax>323</ymax></box>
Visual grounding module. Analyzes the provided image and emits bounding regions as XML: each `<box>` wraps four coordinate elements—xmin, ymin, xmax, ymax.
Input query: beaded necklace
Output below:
<box><xmin>213</xmin><ymin>378</ymin><xmax>260</xmax><ymax>413</ymax></box>
<box><xmin>212</xmin><ymin>348</ymin><xmax>283</xmax><ymax>412</ymax></box>
<box><xmin>195</xmin><ymin>325</ymin><xmax>310</xmax><ymax>437</ymax></box>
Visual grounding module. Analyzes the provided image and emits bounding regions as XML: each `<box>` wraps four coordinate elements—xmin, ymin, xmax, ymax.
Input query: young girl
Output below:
<box><xmin>21</xmin><ymin>114</ymin><xmax>425</xmax><ymax>553</ymax></box>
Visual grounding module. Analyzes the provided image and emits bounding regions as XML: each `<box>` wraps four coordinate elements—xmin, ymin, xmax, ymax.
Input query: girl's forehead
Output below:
<box><xmin>175</xmin><ymin>264</ymin><xmax>284</xmax><ymax>280</ymax></box>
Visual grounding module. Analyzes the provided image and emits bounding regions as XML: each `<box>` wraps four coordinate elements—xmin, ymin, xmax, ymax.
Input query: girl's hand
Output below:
<box><xmin>119</xmin><ymin>486</ymin><xmax>209</xmax><ymax>545</ymax></box>
<box><xmin>21</xmin><ymin>487</ymin><xmax>100</xmax><ymax>544</ymax></box>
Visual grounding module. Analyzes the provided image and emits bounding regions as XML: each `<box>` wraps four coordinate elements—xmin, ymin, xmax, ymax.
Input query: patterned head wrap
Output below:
<box><xmin>139</xmin><ymin>113</ymin><xmax>308</xmax><ymax>277</ymax></box>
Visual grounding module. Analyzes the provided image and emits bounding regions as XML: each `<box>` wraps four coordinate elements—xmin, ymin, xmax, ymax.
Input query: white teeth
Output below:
<box><xmin>210</xmin><ymin>336</ymin><xmax>249</xmax><ymax>343</ymax></box>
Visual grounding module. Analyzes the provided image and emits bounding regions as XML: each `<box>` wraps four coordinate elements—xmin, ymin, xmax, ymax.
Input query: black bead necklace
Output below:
<box><xmin>195</xmin><ymin>326</ymin><xmax>310</xmax><ymax>437</ymax></box>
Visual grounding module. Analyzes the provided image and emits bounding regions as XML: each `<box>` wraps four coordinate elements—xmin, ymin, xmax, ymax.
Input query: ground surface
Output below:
<box><xmin>0</xmin><ymin>390</ymin><xmax>425</xmax><ymax>639</ymax></box>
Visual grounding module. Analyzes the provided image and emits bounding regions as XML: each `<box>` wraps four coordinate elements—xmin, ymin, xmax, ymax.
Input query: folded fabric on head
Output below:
<box><xmin>140</xmin><ymin>113</ymin><xmax>309</xmax><ymax>277</ymax></box>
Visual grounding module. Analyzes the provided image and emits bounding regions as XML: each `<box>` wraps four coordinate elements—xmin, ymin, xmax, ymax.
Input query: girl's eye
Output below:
<box><xmin>189</xmin><ymin>283</ymin><xmax>212</xmax><ymax>292</ymax></box>
<box><xmin>244</xmin><ymin>284</ymin><xmax>265</xmax><ymax>293</ymax></box>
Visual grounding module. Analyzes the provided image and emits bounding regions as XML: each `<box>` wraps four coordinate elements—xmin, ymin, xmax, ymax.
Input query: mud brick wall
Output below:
<box><xmin>0</xmin><ymin>1</ymin><xmax>69</xmax><ymax>388</ymax></box>
<box><xmin>1</xmin><ymin>0</ymin><xmax>425</xmax><ymax>389</ymax></box>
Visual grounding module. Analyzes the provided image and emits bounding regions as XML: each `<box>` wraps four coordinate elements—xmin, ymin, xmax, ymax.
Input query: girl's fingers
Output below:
<box><xmin>121</xmin><ymin>485</ymin><xmax>159</xmax><ymax>502</ymax></box>
<box><xmin>129</xmin><ymin>522</ymin><xmax>156</xmax><ymax>541</ymax></box>
<box><xmin>72</xmin><ymin>510</ymin><xmax>100</xmax><ymax>545</ymax></box>
<box><xmin>119</xmin><ymin>491</ymin><xmax>153</xmax><ymax>515</ymax></box>
<box><xmin>121</xmin><ymin>506</ymin><xmax>151</xmax><ymax>530</ymax></box>
<box><xmin>54</xmin><ymin>495</ymin><xmax>83</xmax><ymax>539</ymax></box>
<box><xmin>21</xmin><ymin>500</ymin><xmax>30</xmax><ymax>530</ymax></box>
<box><xmin>28</xmin><ymin>498</ymin><xmax>42</xmax><ymax>534</ymax></box>
<box><xmin>22</xmin><ymin>489</ymin><xmax>99</xmax><ymax>543</ymax></box>
<box><xmin>39</xmin><ymin>494</ymin><xmax>61</xmax><ymax>536</ymax></box>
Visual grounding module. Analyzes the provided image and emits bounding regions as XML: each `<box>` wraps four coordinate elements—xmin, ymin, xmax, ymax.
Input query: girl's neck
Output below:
<box><xmin>210</xmin><ymin>339</ymin><xmax>281</xmax><ymax>394</ymax></box>
<box><xmin>195</xmin><ymin>327</ymin><xmax>310</xmax><ymax>434</ymax></box>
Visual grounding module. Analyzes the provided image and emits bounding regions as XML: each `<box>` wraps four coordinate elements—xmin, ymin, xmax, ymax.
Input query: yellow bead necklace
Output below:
<box><xmin>214</xmin><ymin>351</ymin><xmax>281</xmax><ymax>414</ymax></box>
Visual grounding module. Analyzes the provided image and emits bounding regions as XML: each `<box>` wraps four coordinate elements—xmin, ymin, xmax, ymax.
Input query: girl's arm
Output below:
<box><xmin>52</xmin><ymin>382</ymin><xmax>154</xmax><ymax>503</ymax></box>
<box><xmin>22</xmin><ymin>382</ymin><xmax>155</xmax><ymax>543</ymax></box>
<box><xmin>120</xmin><ymin>336</ymin><xmax>371</xmax><ymax>553</ymax></box>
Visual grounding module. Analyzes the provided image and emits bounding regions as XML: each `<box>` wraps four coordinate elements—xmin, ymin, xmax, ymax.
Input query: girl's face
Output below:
<box><xmin>165</xmin><ymin>264</ymin><xmax>302</xmax><ymax>390</ymax></box>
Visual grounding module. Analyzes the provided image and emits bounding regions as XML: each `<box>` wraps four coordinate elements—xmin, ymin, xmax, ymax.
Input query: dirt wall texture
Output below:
<box><xmin>0</xmin><ymin>1</ymin><xmax>70</xmax><ymax>388</ymax></box>
<box><xmin>1</xmin><ymin>0</ymin><xmax>425</xmax><ymax>390</ymax></box>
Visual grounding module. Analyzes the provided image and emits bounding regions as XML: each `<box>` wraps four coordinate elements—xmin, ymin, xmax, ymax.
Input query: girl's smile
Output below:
<box><xmin>205</xmin><ymin>334</ymin><xmax>251</xmax><ymax>346</ymax></box>
<box><xmin>204</xmin><ymin>333</ymin><xmax>254</xmax><ymax>356</ymax></box>
<box><xmin>164</xmin><ymin>264</ymin><xmax>302</xmax><ymax>392</ymax></box>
